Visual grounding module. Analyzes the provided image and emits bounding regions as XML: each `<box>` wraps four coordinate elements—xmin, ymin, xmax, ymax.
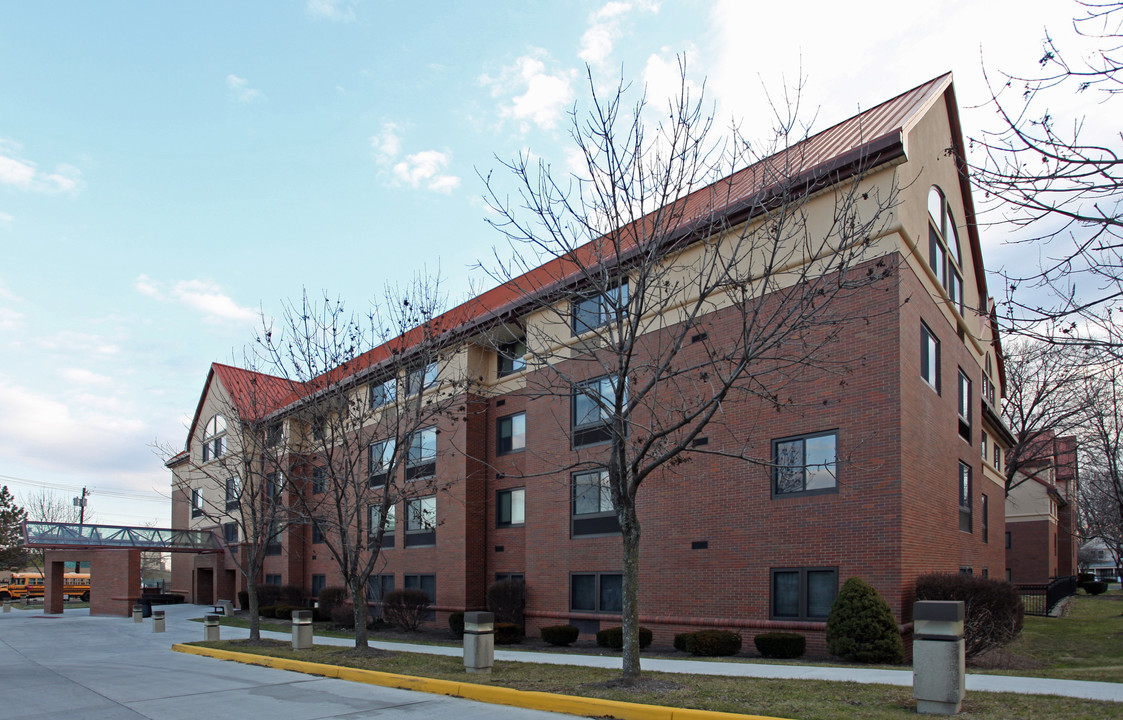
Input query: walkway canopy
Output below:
<box><xmin>21</xmin><ymin>521</ymin><xmax>223</xmax><ymax>553</ymax></box>
<box><xmin>20</xmin><ymin>521</ymin><xmax>224</xmax><ymax>617</ymax></box>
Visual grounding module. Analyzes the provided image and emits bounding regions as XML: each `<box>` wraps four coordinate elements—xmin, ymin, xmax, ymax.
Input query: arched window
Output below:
<box><xmin>927</xmin><ymin>186</ymin><xmax>964</xmax><ymax>314</ymax></box>
<box><xmin>202</xmin><ymin>414</ymin><xmax>226</xmax><ymax>462</ymax></box>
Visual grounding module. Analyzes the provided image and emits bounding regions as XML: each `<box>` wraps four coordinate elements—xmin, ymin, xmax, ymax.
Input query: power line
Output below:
<box><xmin>0</xmin><ymin>473</ymin><xmax>168</xmax><ymax>503</ymax></box>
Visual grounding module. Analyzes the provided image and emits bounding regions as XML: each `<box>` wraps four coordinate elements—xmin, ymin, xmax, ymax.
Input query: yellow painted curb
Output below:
<box><xmin>171</xmin><ymin>644</ymin><xmax>789</xmax><ymax>720</ymax></box>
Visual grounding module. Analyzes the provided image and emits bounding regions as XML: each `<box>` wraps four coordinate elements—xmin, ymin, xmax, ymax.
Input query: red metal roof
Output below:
<box><xmin>207</xmin><ymin>73</ymin><xmax>956</xmax><ymax>422</ymax></box>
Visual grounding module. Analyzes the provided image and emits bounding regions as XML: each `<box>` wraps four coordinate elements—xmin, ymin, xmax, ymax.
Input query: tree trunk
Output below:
<box><xmin>246</xmin><ymin>570</ymin><xmax>260</xmax><ymax>641</ymax></box>
<box><xmin>620</xmin><ymin>503</ymin><xmax>642</xmax><ymax>684</ymax></box>
<box><xmin>352</xmin><ymin>577</ymin><xmax>370</xmax><ymax>649</ymax></box>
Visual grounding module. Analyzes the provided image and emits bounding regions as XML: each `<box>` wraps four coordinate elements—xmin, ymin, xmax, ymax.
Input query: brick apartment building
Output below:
<box><xmin>169</xmin><ymin>73</ymin><xmax>1014</xmax><ymax>650</ymax></box>
<box><xmin>1005</xmin><ymin>431</ymin><xmax>1079</xmax><ymax>583</ymax></box>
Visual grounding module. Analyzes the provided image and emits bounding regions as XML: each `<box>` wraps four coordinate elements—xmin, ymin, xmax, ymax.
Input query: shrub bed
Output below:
<box><xmin>915</xmin><ymin>572</ymin><xmax>1024</xmax><ymax>658</ymax></box>
<box><xmin>383</xmin><ymin>589</ymin><xmax>430</xmax><ymax>632</ymax></box>
<box><xmin>540</xmin><ymin>624</ymin><xmax>580</xmax><ymax>646</ymax></box>
<box><xmin>754</xmin><ymin>632</ymin><xmax>806</xmax><ymax>659</ymax></box>
<box><xmin>826</xmin><ymin>577</ymin><xmax>903</xmax><ymax>663</ymax></box>
<box><xmin>1083</xmin><ymin>581</ymin><xmax>1109</xmax><ymax>595</ymax></box>
<box><xmin>317</xmin><ymin>586</ymin><xmax>349</xmax><ymax>619</ymax></box>
<box><xmin>448</xmin><ymin>612</ymin><xmax>465</xmax><ymax>637</ymax></box>
<box><xmin>494</xmin><ymin>622</ymin><xmax>524</xmax><ymax>644</ymax></box>
<box><xmin>680</xmin><ymin>630</ymin><xmax>742</xmax><ymax>656</ymax></box>
<box><xmin>596</xmin><ymin>626</ymin><xmax>653</xmax><ymax>650</ymax></box>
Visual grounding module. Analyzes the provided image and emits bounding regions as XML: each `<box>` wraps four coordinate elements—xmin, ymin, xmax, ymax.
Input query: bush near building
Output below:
<box><xmin>915</xmin><ymin>573</ymin><xmax>1024</xmax><ymax>658</ymax></box>
<box><xmin>540</xmin><ymin>624</ymin><xmax>580</xmax><ymax>646</ymax></box>
<box><xmin>825</xmin><ymin>577</ymin><xmax>903</xmax><ymax>663</ymax></box>
<box><xmin>754</xmin><ymin>632</ymin><xmax>807</xmax><ymax>659</ymax></box>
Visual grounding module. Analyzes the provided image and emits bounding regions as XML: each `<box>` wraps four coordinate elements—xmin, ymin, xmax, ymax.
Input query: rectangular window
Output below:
<box><xmin>1005</xmin><ymin>531</ymin><xmax>1011</xmax><ymax>549</ymax></box>
<box><xmin>369</xmin><ymin>378</ymin><xmax>397</xmax><ymax>408</ymax></box>
<box><xmin>497</xmin><ymin>488</ymin><xmax>525</xmax><ymax>527</ymax></box>
<box><xmin>770</xmin><ymin>567</ymin><xmax>838</xmax><ymax>620</ymax></box>
<box><xmin>265</xmin><ymin>574</ymin><xmax>282</xmax><ymax>586</ymax></box>
<box><xmin>191</xmin><ymin>488</ymin><xmax>203</xmax><ymax>517</ymax></box>
<box><xmin>957</xmin><ymin>369</ymin><xmax>972</xmax><ymax>442</ymax></box>
<box><xmin>981</xmin><ymin>494</ymin><xmax>989</xmax><ymax>543</ymax></box>
<box><xmin>222</xmin><ymin>522</ymin><xmax>238</xmax><ymax>544</ymax></box>
<box><xmin>497</xmin><ymin>340</ymin><xmax>527</xmax><ymax>377</ymax></box>
<box><xmin>993</xmin><ymin>443</ymin><xmax>1002</xmax><ymax>472</ymax></box>
<box><xmin>311</xmin><ymin>415</ymin><xmax>326</xmax><ymax>441</ymax></box>
<box><xmin>773</xmin><ymin>431</ymin><xmax>839</xmax><ymax>497</ymax></box>
<box><xmin>406</xmin><ymin>427</ymin><xmax>437</xmax><ymax>479</ymax></box>
<box><xmin>311</xmin><ymin>518</ymin><xmax>325</xmax><ymax>544</ymax></box>
<box><xmin>572</xmin><ymin>281</ymin><xmax>628</xmax><ymax>335</ymax></box>
<box><xmin>495</xmin><ymin>573</ymin><xmax>525</xmax><ymax>584</ymax></box>
<box><xmin>572</xmin><ymin>469</ymin><xmax>620</xmax><ymax>537</ymax></box>
<box><xmin>959</xmin><ymin>461</ymin><xmax>972</xmax><ymax>533</ymax></box>
<box><xmin>265</xmin><ymin>472</ymin><xmax>284</xmax><ymax>503</ymax></box>
<box><xmin>570</xmin><ymin>572</ymin><xmax>622</xmax><ymax>613</ymax></box>
<box><xmin>948</xmin><ymin>268</ymin><xmax>964</xmax><ymax>316</ymax></box>
<box><xmin>312</xmin><ymin>467</ymin><xmax>327</xmax><ymax>494</ymax></box>
<box><xmin>266</xmin><ymin>423</ymin><xmax>283</xmax><ymax>448</ymax></box>
<box><xmin>311</xmin><ymin>574</ymin><xmax>326</xmax><ymax>598</ymax></box>
<box><xmin>265</xmin><ymin>519</ymin><xmax>282</xmax><ymax>555</ymax></box>
<box><xmin>369</xmin><ymin>503</ymin><xmax>396</xmax><ymax>549</ymax></box>
<box><xmin>572</xmin><ymin>375</ymin><xmax>623</xmax><ymax>447</ymax></box>
<box><xmin>404</xmin><ymin>574</ymin><xmax>436</xmax><ymax>604</ymax></box>
<box><xmin>367</xmin><ymin>574</ymin><xmax>395</xmax><ymax>616</ymax></box>
<box><xmin>497</xmin><ymin>413</ymin><xmax>526</xmax><ymax>455</ymax></box>
<box><xmin>921</xmin><ymin>324</ymin><xmax>940</xmax><ymax>392</ymax></box>
<box><xmin>981</xmin><ymin>432</ymin><xmax>989</xmax><ymax>462</ymax></box>
<box><xmin>369</xmin><ymin>438</ymin><xmax>396</xmax><ymax>486</ymax></box>
<box><xmin>405</xmin><ymin>362</ymin><xmax>438</xmax><ymax>396</ymax></box>
<box><xmin>405</xmin><ymin>496</ymin><xmax>436</xmax><ymax>547</ymax></box>
<box><xmin>225</xmin><ymin>476</ymin><xmax>240</xmax><ymax>510</ymax></box>
<box><xmin>982</xmin><ymin>372</ymin><xmax>996</xmax><ymax>407</ymax></box>
<box><xmin>929</xmin><ymin>226</ymin><xmax>947</xmax><ymax>288</ymax></box>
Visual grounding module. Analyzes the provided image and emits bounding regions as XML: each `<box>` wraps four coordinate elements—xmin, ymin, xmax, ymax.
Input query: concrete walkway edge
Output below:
<box><xmin>173</xmin><ymin>643</ymin><xmax>789</xmax><ymax>720</ymax></box>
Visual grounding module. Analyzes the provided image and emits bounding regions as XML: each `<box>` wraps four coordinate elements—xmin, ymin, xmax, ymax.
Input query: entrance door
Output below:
<box><xmin>196</xmin><ymin>568</ymin><xmax>214</xmax><ymax>605</ymax></box>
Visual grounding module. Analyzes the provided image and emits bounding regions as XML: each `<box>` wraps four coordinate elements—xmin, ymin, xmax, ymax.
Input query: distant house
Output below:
<box><xmin>169</xmin><ymin>73</ymin><xmax>1013</xmax><ymax>651</ymax></box>
<box><xmin>1080</xmin><ymin>538</ymin><xmax>1121</xmax><ymax>581</ymax></box>
<box><xmin>1005</xmin><ymin>431</ymin><xmax>1079</xmax><ymax>583</ymax></box>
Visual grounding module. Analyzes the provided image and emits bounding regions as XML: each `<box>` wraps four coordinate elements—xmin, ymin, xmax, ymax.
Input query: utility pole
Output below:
<box><xmin>73</xmin><ymin>488</ymin><xmax>88</xmax><ymax>573</ymax></box>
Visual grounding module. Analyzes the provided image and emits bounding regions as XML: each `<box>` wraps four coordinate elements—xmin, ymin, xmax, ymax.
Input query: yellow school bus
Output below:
<box><xmin>0</xmin><ymin>572</ymin><xmax>90</xmax><ymax>601</ymax></box>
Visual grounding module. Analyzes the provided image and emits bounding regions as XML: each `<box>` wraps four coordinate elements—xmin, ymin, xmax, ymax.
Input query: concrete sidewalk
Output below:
<box><xmin>145</xmin><ymin>604</ymin><xmax>1123</xmax><ymax>704</ymax></box>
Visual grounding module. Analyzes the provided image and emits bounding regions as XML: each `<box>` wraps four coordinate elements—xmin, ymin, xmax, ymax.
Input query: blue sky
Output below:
<box><xmin>0</xmin><ymin>0</ymin><xmax>1081</xmax><ymax>526</ymax></box>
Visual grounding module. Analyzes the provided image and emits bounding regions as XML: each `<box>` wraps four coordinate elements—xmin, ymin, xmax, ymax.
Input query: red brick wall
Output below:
<box><xmin>1007</xmin><ymin>520</ymin><xmax>1056</xmax><ymax>584</ymax></box>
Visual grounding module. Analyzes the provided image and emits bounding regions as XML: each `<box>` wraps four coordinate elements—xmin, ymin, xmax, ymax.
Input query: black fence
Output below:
<box><xmin>1017</xmin><ymin>575</ymin><xmax>1078</xmax><ymax>617</ymax></box>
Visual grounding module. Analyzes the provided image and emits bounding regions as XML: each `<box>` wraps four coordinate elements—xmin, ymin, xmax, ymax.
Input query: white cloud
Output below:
<box><xmin>481</xmin><ymin>51</ymin><xmax>576</xmax><ymax>133</ymax></box>
<box><xmin>0</xmin><ymin>139</ymin><xmax>84</xmax><ymax>194</ymax></box>
<box><xmin>0</xmin><ymin>211</ymin><xmax>12</xmax><ymax>225</ymax></box>
<box><xmin>369</xmin><ymin>123</ymin><xmax>460</xmax><ymax>192</ymax></box>
<box><xmin>0</xmin><ymin>307</ymin><xmax>22</xmax><ymax>331</ymax></box>
<box><xmin>36</xmin><ymin>331</ymin><xmax>120</xmax><ymax>356</ymax></box>
<box><xmin>226</xmin><ymin>74</ymin><xmax>266</xmax><ymax>104</ymax></box>
<box><xmin>392</xmin><ymin>151</ymin><xmax>461</xmax><ymax>193</ymax></box>
<box><xmin>61</xmin><ymin>367</ymin><xmax>112</xmax><ymax>387</ymax></box>
<box><xmin>133</xmin><ymin>274</ymin><xmax>257</xmax><ymax>323</ymax></box>
<box><xmin>307</xmin><ymin>0</ymin><xmax>357</xmax><ymax>22</ymax></box>
<box><xmin>370</xmin><ymin>122</ymin><xmax>401</xmax><ymax>163</ymax></box>
<box><xmin>579</xmin><ymin>1</ymin><xmax>659</xmax><ymax>67</ymax></box>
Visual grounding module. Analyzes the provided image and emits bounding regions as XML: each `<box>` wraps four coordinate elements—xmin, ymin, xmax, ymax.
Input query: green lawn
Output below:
<box><xmin>191</xmin><ymin>639</ymin><xmax>1120</xmax><ymax>720</ymax></box>
<box><xmin>983</xmin><ymin>589</ymin><xmax>1123</xmax><ymax>683</ymax></box>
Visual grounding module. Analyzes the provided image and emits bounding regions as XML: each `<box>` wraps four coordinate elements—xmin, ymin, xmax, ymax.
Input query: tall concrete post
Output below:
<box><xmin>152</xmin><ymin>609</ymin><xmax>165</xmax><ymax>633</ymax></box>
<box><xmin>913</xmin><ymin>600</ymin><xmax>965</xmax><ymax>715</ymax></box>
<box><xmin>132</xmin><ymin>604</ymin><xmax>144</xmax><ymax>623</ymax></box>
<box><xmin>292</xmin><ymin>610</ymin><xmax>313</xmax><ymax>650</ymax></box>
<box><xmin>463</xmin><ymin>611</ymin><xmax>494</xmax><ymax>674</ymax></box>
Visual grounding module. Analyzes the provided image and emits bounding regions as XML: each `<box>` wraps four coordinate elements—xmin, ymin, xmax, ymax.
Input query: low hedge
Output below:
<box><xmin>273</xmin><ymin>605</ymin><xmax>303</xmax><ymax>620</ymax></box>
<box><xmin>540</xmin><ymin>624</ymin><xmax>580</xmax><ymax>646</ymax></box>
<box><xmin>596</xmin><ymin>626</ymin><xmax>653</xmax><ymax>650</ymax></box>
<box><xmin>754</xmin><ymin>632</ymin><xmax>806</xmax><ymax>659</ymax></box>
<box><xmin>1083</xmin><ymin>581</ymin><xmax>1109</xmax><ymax>595</ymax></box>
<box><xmin>449</xmin><ymin>612</ymin><xmax>465</xmax><ymax>637</ymax></box>
<box><xmin>259</xmin><ymin>605</ymin><xmax>277</xmax><ymax>618</ymax></box>
<box><xmin>673</xmin><ymin>633</ymin><xmax>690</xmax><ymax>652</ymax></box>
<box><xmin>494</xmin><ymin>622</ymin><xmax>524</xmax><ymax>644</ymax></box>
<box><xmin>680</xmin><ymin>630</ymin><xmax>742</xmax><ymax>656</ymax></box>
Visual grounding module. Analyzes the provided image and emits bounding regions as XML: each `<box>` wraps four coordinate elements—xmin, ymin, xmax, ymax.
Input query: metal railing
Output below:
<box><xmin>1017</xmin><ymin>575</ymin><xmax>1078</xmax><ymax>617</ymax></box>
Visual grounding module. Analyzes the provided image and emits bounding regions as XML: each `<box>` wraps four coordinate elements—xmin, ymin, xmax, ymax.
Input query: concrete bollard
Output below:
<box><xmin>291</xmin><ymin>610</ymin><xmax>313</xmax><ymax>650</ymax></box>
<box><xmin>913</xmin><ymin>600</ymin><xmax>966</xmax><ymax>715</ymax></box>
<box><xmin>133</xmin><ymin>604</ymin><xmax>144</xmax><ymax>623</ymax></box>
<box><xmin>463</xmin><ymin>611</ymin><xmax>495</xmax><ymax>674</ymax></box>
<box><xmin>152</xmin><ymin>609</ymin><xmax>165</xmax><ymax>633</ymax></box>
<box><xmin>204</xmin><ymin>614</ymin><xmax>221</xmax><ymax>641</ymax></box>
<box><xmin>3</xmin><ymin>600</ymin><xmax>10</xmax><ymax>613</ymax></box>
<box><xmin>220</xmin><ymin>599</ymin><xmax>234</xmax><ymax>617</ymax></box>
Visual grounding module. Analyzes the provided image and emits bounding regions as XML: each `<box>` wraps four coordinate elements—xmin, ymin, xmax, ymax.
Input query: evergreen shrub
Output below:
<box><xmin>683</xmin><ymin>630</ymin><xmax>742</xmax><ymax>656</ymax></box>
<box><xmin>596</xmin><ymin>626</ymin><xmax>652</xmax><ymax>650</ymax></box>
<box><xmin>1084</xmin><ymin>581</ymin><xmax>1109</xmax><ymax>595</ymax></box>
<box><xmin>540</xmin><ymin>624</ymin><xmax>580</xmax><ymax>646</ymax></box>
<box><xmin>826</xmin><ymin>577</ymin><xmax>903</xmax><ymax>663</ymax></box>
<box><xmin>753</xmin><ymin>632</ymin><xmax>806</xmax><ymax>659</ymax></box>
<box><xmin>494</xmin><ymin>622</ymin><xmax>524</xmax><ymax>644</ymax></box>
<box><xmin>449</xmin><ymin>611</ymin><xmax>465</xmax><ymax>637</ymax></box>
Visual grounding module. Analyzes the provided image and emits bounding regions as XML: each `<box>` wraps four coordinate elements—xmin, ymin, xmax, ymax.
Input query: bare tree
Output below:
<box><xmin>1000</xmin><ymin>338</ymin><xmax>1094</xmax><ymax>493</ymax></box>
<box><xmin>971</xmin><ymin>1</ymin><xmax>1123</xmax><ymax>354</ymax></box>
<box><xmin>0</xmin><ymin>486</ymin><xmax>28</xmax><ymax>570</ymax></box>
<box><xmin>253</xmin><ymin>282</ymin><xmax>466</xmax><ymax>650</ymax></box>
<box><xmin>1078</xmin><ymin>368</ymin><xmax>1123</xmax><ymax>571</ymax></box>
<box><xmin>19</xmin><ymin>489</ymin><xmax>85</xmax><ymax>574</ymax></box>
<box><xmin>162</xmin><ymin>360</ymin><xmax>299</xmax><ymax>642</ymax></box>
<box><xmin>481</xmin><ymin>65</ymin><xmax>897</xmax><ymax>682</ymax></box>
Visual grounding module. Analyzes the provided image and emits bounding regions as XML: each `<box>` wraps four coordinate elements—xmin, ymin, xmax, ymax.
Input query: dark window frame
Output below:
<box><xmin>572</xmin><ymin>469</ymin><xmax>620</xmax><ymax>537</ymax></box>
<box><xmin>222</xmin><ymin>522</ymin><xmax>238</xmax><ymax>545</ymax></box>
<box><xmin>771</xmin><ymin>430</ymin><xmax>840</xmax><ymax>498</ymax></box>
<box><xmin>496</xmin><ymin>412</ymin><xmax>526</xmax><ymax>455</ymax></box>
<box><xmin>405</xmin><ymin>427</ymin><xmax>437</xmax><ymax>480</ymax></box>
<box><xmin>225</xmin><ymin>476</ymin><xmax>240</xmax><ymax>510</ymax></box>
<box><xmin>959</xmin><ymin>461</ymin><xmax>973</xmax><ymax>533</ymax></box>
<box><xmin>957</xmin><ymin>368</ymin><xmax>972</xmax><ymax>442</ymax></box>
<box><xmin>981</xmin><ymin>493</ymin><xmax>989</xmax><ymax>543</ymax></box>
<box><xmin>571</xmin><ymin>374</ymin><xmax>622</xmax><ymax>448</ymax></box>
<box><xmin>497</xmin><ymin>487</ymin><xmax>526</xmax><ymax>527</ymax></box>
<box><xmin>405</xmin><ymin>362</ymin><xmax>438</xmax><ymax>396</ymax></box>
<box><xmin>497</xmin><ymin>340</ymin><xmax>527</xmax><ymax>377</ymax></box>
<box><xmin>369</xmin><ymin>378</ymin><xmax>397</xmax><ymax>408</ymax></box>
<box><xmin>403</xmin><ymin>573</ymin><xmax>436</xmax><ymax>605</ymax></box>
<box><xmin>369</xmin><ymin>438</ymin><xmax>396</xmax><ymax>486</ymax></box>
<box><xmin>921</xmin><ymin>323</ymin><xmax>941</xmax><ymax>393</ymax></box>
<box><xmin>769</xmin><ymin>566</ymin><xmax>839</xmax><ymax>621</ymax></box>
<box><xmin>571</xmin><ymin>281</ymin><xmax>628</xmax><ymax>335</ymax></box>
<box><xmin>404</xmin><ymin>496</ymin><xmax>436</xmax><ymax>547</ymax></box>
<box><xmin>569</xmin><ymin>571</ymin><xmax>623</xmax><ymax>613</ymax></box>
<box><xmin>191</xmin><ymin>488</ymin><xmax>203</xmax><ymax>518</ymax></box>
<box><xmin>368</xmin><ymin>503</ymin><xmax>396</xmax><ymax>549</ymax></box>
